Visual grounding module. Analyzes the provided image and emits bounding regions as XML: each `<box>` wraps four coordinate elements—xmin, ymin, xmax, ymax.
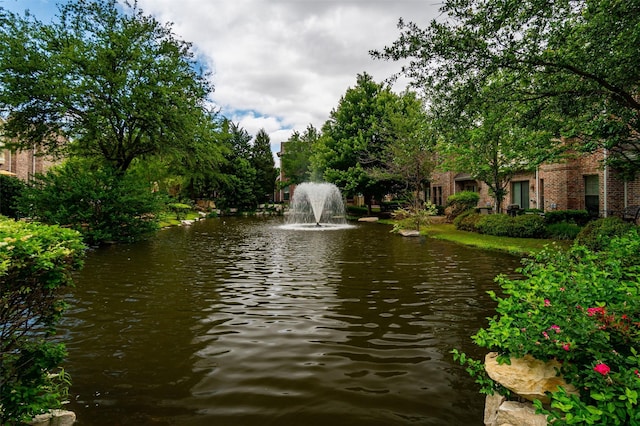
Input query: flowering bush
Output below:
<box><xmin>0</xmin><ymin>218</ymin><xmax>85</xmax><ymax>423</ymax></box>
<box><xmin>456</xmin><ymin>228</ymin><xmax>640</xmax><ymax>425</ymax></box>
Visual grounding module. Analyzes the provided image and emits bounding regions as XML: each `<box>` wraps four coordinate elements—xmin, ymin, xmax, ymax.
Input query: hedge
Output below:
<box><xmin>473</xmin><ymin>214</ymin><xmax>547</xmax><ymax>238</ymax></box>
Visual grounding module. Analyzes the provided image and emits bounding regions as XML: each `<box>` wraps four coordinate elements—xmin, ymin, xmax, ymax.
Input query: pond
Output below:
<box><xmin>60</xmin><ymin>217</ymin><xmax>522</xmax><ymax>425</ymax></box>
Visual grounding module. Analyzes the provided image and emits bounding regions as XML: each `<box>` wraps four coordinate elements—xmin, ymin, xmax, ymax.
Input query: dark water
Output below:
<box><xmin>60</xmin><ymin>217</ymin><xmax>521</xmax><ymax>425</ymax></box>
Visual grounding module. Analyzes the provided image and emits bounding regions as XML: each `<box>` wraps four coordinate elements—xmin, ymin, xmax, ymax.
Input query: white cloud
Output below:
<box><xmin>4</xmin><ymin>0</ymin><xmax>443</xmax><ymax>161</ymax></box>
<box><xmin>136</xmin><ymin>0</ymin><xmax>443</xmax><ymax>158</ymax></box>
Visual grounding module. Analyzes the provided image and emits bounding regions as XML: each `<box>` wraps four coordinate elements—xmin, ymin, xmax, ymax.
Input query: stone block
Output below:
<box><xmin>495</xmin><ymin>401</ymin><xmax>547</xmax><ymax>426</ymax></box>
<box><xmin>28</xmin><ymin>409</ymin><xmax>76</xmax><ymax>426</ymax></box>
<box><xmin>484</xmin><ymin>393</ymin><xmax>505</xmax><ymax>425</ymax></box>
<box><xmin>485</xmin><ymin>352</ymin><xmax>578</xmax><ymax>403</ymax></box>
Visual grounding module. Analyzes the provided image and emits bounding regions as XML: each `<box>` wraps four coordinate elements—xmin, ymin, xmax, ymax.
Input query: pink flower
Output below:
<box><xmin>562</xmin><ymin>343</ymin><xmax>571</xmax><ymax>351</ymax></box>
<box><xmin>587</xmin><ymin>307</ymin><xmax>605</xmax><ymax>317</ymax></box>
<box><xmin>593</xmin><ymin>363</ymin><xmax>611</xmax><ymax>375</ymax></box>
<box><xmin>549</xmin><ymin>324</ymin><xmax>561</xmax><ymax>333</ymax></box>
<box><xmin>544</xmin><ymin>299</ymin><xmax>551</xmax><ymax>307</ymax></box>
<box><xmin>635</xmin><ymin>369</ymin><xmax>640</xmax><ymax>378</ymax></box>
<box><xmin>559</xmin><ymin>287</ymin><xmax>565</xmax><ymax>292</ymax></box>
<box><xmin>542</xmin><ymin>331</ymin><xmax>550</xmax><ymax>340</ymax></box>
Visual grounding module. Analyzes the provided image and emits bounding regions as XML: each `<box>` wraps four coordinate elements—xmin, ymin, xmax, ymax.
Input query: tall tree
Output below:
<box><xmin>311</xmin><ymin>73</ymin><xmax>405</xmax><ymax>209</ymax></box>
<box><xmin>0</xmin><ymin>0</ymin><xmax>212</xmax><ymax>172</ymax></box>
<box><xmin>280</xmin><ymin>124</ymin><xmax>318</xmax><ymax>185</ymax></box>
<box><xmin>372</xmin><ymin>0</ymin><xmax>640</xmax><ymax>176</ymax></box>
<box><xmin>374</xmin><ymin>91</ymin><xmax>436</xmax><ymax>209</ymax></box>
<box><xmin>216</xmin><ymin>121</ymin><xmax>257</xmax><ymax>210</ymax></box>
<box><xmin>250</xmin><ymin>128</ymin><xmax>277</xmax><ymax>204</ymax></box>
<box><xmin>436</xmin><ymin>75</ymin><xmax>555</xmax><ymax>212</ymax></box>
<box><xmin>169</xmin><ymin>111</ymin><xmax>230</xmax><ymax>200</ymax></box>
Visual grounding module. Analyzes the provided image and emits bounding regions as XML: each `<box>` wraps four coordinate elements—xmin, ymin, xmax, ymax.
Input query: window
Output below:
<box><xmin>584</xmin><ymin>175</ymin><xmax>599</xmax><ymax>215</ymax></box>
<box><xmin>539</xmin><ymin>179</ymin><xmax>545</xmax><ymax>211</ymax></box>
<box><xmin>463</xmin><ymin>182</ymin><xmax>477</xmax><ymax>192</ymax></box>
<box><xmin>511</xmin><ymin>181</ymin><xmax>530</xmax><ymax>209</ymax></box>
<box><xmin>433</xmin><ymin>186</ymin><xmax>443</xmax><ymax>206</ymax></box>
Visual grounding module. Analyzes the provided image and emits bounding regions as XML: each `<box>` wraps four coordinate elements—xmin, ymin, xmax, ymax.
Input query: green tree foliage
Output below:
<box><xmin>0</xmin><ymin>0</ymin><xmax>212</xmax><ymax>173</ymax></box>
<box><xmin>17</xmin><ymin>159</ymin><xmax>162</xmax><ymax>245</ymax></box>
<box><xmin>465</xmin><ymin>230</ymin><xmax>640</xmax><ymax>424</ymax></box>
<box><xmin>575</xmin><ymin>216</ymin><xmax>635</xmax><ymax>252</ymax></box>
<box><xmin>372</xmin><ymin>0</ymin><xmax>640</xmax><ymax>176</ymax></box>
<box><xmin>280</xmin><ymin>124</ymin><xmax>318</xmax><ymax>185</ymax></box>
<box><xmin>216</xmin><ymin>121</ymin><xmax>257</xmax><ymax>211</ymax></box>
<box><xmin>0</xmin><ymin>174</ymin><xmax>25</xmax><ymax>218</ymax></box>
<box><xmin>436</xmin><ymin>76</ymin><xmax>554</xmax><ymax>211</ymax></box>
<box><xmin>0</xmin><ymin>218</ymin><xmax>85</xmax><ymax>424</ymax></box>
<box><xmin>250</xmin><ymin>128</ymin><xmax>277</xmax><ymax>204</ymax></box>
<box><xmin>311</xmin><ymin>73</ymin><xmax>409</xmax><ymax>208</ymax></box>
<box><xmin>169</xmin><ymin>112</ymin><xmax>230</xmax><ymax>200</ymax></box>
<box><xmin>375</xmin><ymin>91</ymin><xmax>435</xmax><ymax>209</ymax></box>
<box><xmin>446</xmin><ymin>190</ymin><xmax>480</xmax><ymax>221</ymax></box>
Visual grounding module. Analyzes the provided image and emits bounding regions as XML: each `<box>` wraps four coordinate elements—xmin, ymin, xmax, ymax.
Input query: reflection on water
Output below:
<box><xmin>61</xmin><ymin>217</ymin><xmax>521</xmax><ymax>425</ymax></box>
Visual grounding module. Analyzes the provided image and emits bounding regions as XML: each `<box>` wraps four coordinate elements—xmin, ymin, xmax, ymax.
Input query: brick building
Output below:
<box><xmin>427</xmin><ymin>149</ymin><xmax>640</xmax><ymax>216</ymax></box>
<box><xmin>0</xmin><ymin>146</ymin><xmax>58</xmax><ymax>181</ymax></box>
<box><xmin>274</xmin><ymin>142</ymin><xmax>293</xmax><ymax>203</ymax></box>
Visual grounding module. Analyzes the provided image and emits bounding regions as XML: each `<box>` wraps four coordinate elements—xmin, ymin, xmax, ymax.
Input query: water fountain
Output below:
<box><xmin>282</xmin><ymin>182</ymin><xmax>352</xmax><ymax>230</ymax></box>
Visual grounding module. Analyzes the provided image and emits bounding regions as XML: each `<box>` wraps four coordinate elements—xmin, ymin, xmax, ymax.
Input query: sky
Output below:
<box><xmin>1</xmin><ymin>0</ymin><xmax>444</xmax><ymax>161</ymax></box>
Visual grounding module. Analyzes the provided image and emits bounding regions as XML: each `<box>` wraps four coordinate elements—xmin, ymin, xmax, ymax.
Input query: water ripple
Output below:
<box><xmin>62</xmin><ymin>217</ymin><xmax>521</xmax><ymax>426</ymax></box>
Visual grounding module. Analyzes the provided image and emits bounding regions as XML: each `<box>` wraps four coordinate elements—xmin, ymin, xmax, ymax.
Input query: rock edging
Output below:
<box><xmin>28</xmin><ymin>409</ymin><xmax>76</xmax><ymax>426</ymax></box>
<box><xmin>483</xmin><ymin>352</ymin><xmax>579</xmax><ymax>426</ymax></box>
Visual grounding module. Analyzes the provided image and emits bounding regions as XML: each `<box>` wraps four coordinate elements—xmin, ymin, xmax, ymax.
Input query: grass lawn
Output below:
<box><xmin>158</xmin><ymin>211</ymin><xmax>201</xmax><ymax>228</ymax></box>
<box><xmin>378</xmin><ymin>219</ymin><xmax>571</xmax><ymax>256</ymax></box>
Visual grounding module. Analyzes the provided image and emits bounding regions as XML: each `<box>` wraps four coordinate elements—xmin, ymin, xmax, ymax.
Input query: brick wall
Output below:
<box><xmin>0</xmin><ymin>149</ymin><xmax>59</xmax><ymax>181</ymax></box>
<box><xmin>428</xmin><ymin>149</ymin><xmax>640</xmax><ymax>216</ymax></box>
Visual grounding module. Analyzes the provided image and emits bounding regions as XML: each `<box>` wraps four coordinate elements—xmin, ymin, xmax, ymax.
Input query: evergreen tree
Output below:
<box><xmin>216</xmin><ymin>121</ymin><xmax>257</xmax><ymax>210</ymax></box>
<box><xmin>251</xmin><ymin>129</ymin><xmax>277</xmax><ymax>204</ymax></box>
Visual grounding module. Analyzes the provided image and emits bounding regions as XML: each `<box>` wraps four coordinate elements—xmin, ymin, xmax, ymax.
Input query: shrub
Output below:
<box><xmin>454</xmin><ymin>229</ymin><xmax>640</xmax><ymax>425</ymax></box>
<box><xmin>391</xmin><ymin>202</ymin><xmax>437</xmax><ymax>232</ymax></box>
<box><xmin>17</xmin><ymin>160</ymin><xmax>163</xmax><ymax>245</ymax></box>
<box><xmin>167</xmin><ymin>202</ymin><xmax>192</xmax><ymax>220</ymax></box>
<box><xmin>510</xmin><ymin>214</ymin><xmax>547</xmax><ymax>238</ymax></box>
<box><xmin>346</xmin><ymin>205</ymin><xmax>368</xmax><ymax>217</ymax></box>
<box><xmin>546</xmin><ymin>222</ymin><xmax>582</xmax><ymax>240</ymax></box>
<box><xmin>454</xmin><ymin>210</ymin><xmax>482</xmax><ymax>232</ymax></box>
<box><xmin>522</xmin><ymin>208</ymin><xmax>544</xmax><ymax>216</ymax></box>
<box><xmin>575</xmin><ymin>216</ymin><xmax>635</xmax><ymax>251</ymax></box>
<box><xmin>475</xmin><ymin>214</ymin><xmax>547</xmax><ymax>238</ymax></box>
<box><xmin>476</xmin><ymin>214</ymin><xmax>512</xmax><ymax>236</ymax></box>
<box><xmin>544</xmin><ymin>209</ymin><xmax>590</xmax><ymax>226</ymax></box>
<box><xmin>446</xmin><ymin>191</ymin><xmax>480</xmax><ymax>221</ymax></box>
<box><xmin>0</xmin><ymin>175</ymin><xmax>26</xmax><ymax>219</ymax></box>
<box><xmin>0</xmin><ymin>218</ymin><xmax>85</xmax><ymax>424</ymax></box>
<box><xmin>447</xmin><ymin>190</ymin><xmax>480</xmax><ymax>208</ymax></box>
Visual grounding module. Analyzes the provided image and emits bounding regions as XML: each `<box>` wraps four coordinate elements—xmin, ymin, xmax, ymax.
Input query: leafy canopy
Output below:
<box><xmin>0</xmin><ymin>0</ymin><xmax>212</xmax><ymax>172</ymax></box>
<box><xmin>435</xmin><ymin>74</ymin><xmax>556</xmax><ymax>210</ymax></box>
<box><xmin>17</xmin><ymin>159</ymin><xmax>163</xmax><ymax>245</ymax></box>
<box><xmin>372</xmin><ymin>0</ymin><xmax>640</xmax><ymax>175</ymax></box>
<box><xmin>311</xmin><ymin>73</ymin><xmax>418</xmax><ymax>203</ymax></box>
<box><xmin>280</xmin><ymin>124</ymin><xmax>318</xmax><ymax>185</ymax></box>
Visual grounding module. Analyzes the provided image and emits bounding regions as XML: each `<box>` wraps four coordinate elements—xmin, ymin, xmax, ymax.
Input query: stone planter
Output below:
<box><xmin>483</xmin><ymin>352</ymin><xmax>579</xmax><ymax>426</ymax></box>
